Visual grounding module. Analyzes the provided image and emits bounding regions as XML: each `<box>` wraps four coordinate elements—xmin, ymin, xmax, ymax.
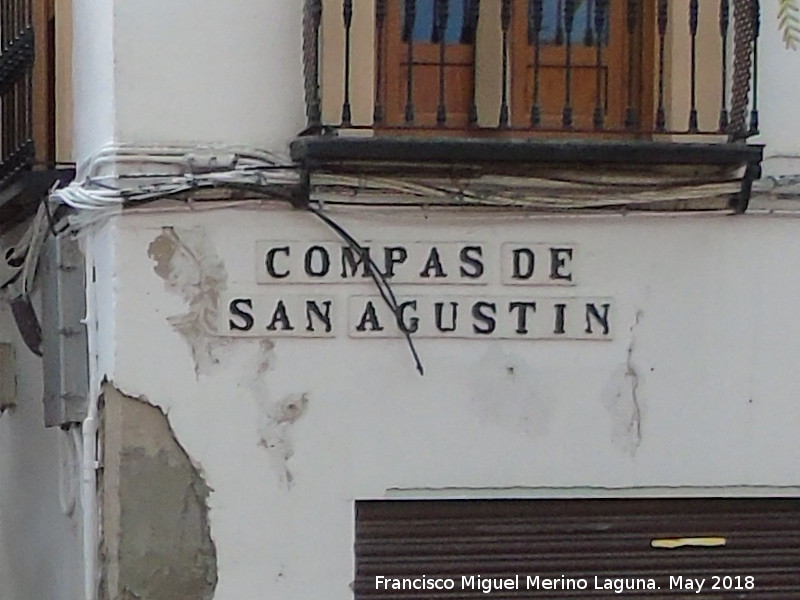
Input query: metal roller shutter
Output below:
<box><xmin>355</xmin><ymin>498</ymin><xmax>800</xmax><ymax>599</ymax></box>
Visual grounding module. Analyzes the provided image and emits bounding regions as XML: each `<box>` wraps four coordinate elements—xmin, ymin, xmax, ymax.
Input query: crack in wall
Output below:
<box><xmin>624</xmin><ymin>311</ymin><xmax>643</xmax><ymax>450</ymax></box>
<box><xmin>604</xmin><ymin>310</ymin><xmax>644</xmax><ymax>456</ymax></box>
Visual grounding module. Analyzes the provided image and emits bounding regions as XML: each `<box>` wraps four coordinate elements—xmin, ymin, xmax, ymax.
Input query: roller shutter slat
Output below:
<box><xmin>356</xmin><ymin>498</ymin><xmax>800</xmax><ymax>600</ymax></box>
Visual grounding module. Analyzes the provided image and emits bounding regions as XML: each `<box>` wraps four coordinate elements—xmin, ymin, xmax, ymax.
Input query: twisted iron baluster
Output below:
<box><xmin>435</xmin><ymin>0</ymin><xmax>449</xmax><ymax>126</ymax></box>
<box><xmin>624</xmin><ymin>0</ymin><xmax>639</xmax><ymax>130</ymax></box>
<box><xmin>584</xmin><ymin>0</ymin><xmax>595</xmax><ymax>46</ymax></box>
<box><xmin>655</xmin><ymin>0</ymin><xmax>668</xmax><ymax>132</ymax></box>
<box><xmin>466</xmin><ymin>0</ymin><xmax>481</xmax><ymax>125</ymax></box>
<box><xmin>499</xmin><ymin>0</ymin><xmax>511</xmax><ymax>127</ymax></box>
<box><xmin>555</xmin><ymin>0</ymin><xmax>564</xmax><ymax>44</ymax></box>
<box><xmin>718</xmin><ymin>0</ymin><xmax>729</xmax><ymax>133</ymax></box>
<box><xmin>302</xmin><ymin>0</ymin><xmax>323</xmax><ymax>130</ymax></box>
<box><xmin>729</xmin><ymin>0</ymin><xmax>753</xmax><ymax>138</ymax></box>
<box><xmin>530</xmin><ymin>0</ymin><xmax>543</xmax><ymax>126</ymax></box>
<box><xmin>749</xmin><ymin>0</ymin><xmax>759</xmax><ymax>135</ymax></box>
<box><xmin>404</xmin><ymin>0</ymin><xmax>417</xmax><ymax>124</ymax></box>
<box><xmin>563</xmin><ymin>0</ymin><xmax>576</xmax><ymax>127</ymax></box>
<box><xmin>24</xmin><ymin>0</ymin><xmax>32</xmax><ymax>145</ymax></box>
<box><xmin>341</xmin><ymin>0</ymin><xmax>354</xmax><ymax>126</ymax></box>
<box><xmin>593</xmin><ymin>0</ymin><xmax>608</xmax><ymax>129</ymax></box>
<box><xmin>688</xmin><ymin>0</ymin><xmax>699</xmax><ymax>132</ymax></box>
<box><xmin>374</xmin><ymin>0</ymin><xmax>387</xmax><ymax>124</ymax></box>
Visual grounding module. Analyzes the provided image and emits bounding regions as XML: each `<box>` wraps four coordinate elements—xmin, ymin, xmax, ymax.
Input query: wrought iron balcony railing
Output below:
<box><xmin>0</xmin><ymin>0</ymin><xmax>70</xmax><ymax>234</ymax></box>
<box><xmin>0</xmin><ymin>0</ymin><xmax>35</xmax><ymax>185</ymax></box>
<box><xmin>302</xmin><ymin>0</ymin><xmax>760</xmax><ymax>141</ymax></box>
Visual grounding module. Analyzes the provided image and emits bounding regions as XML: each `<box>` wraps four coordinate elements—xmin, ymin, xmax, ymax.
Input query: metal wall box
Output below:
<box><xmin>41</xmin><ymin>233</ymin><xmax>89</xmax><ymax>427</ymax></box>
<box><xmin>0</xmin><ymin>343</ymin><xmax>15</xmax><ymax>411</ymax></box>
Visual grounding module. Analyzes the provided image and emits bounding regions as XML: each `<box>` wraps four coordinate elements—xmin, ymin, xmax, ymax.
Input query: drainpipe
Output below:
<box><xmin>80</xmin><ymin>240</ymin><xmax>101</xmax><ymax>600</ymax></box>
<box><xmin>81</xmin><ymin>390</ymin><xmax>99</xmax><ymax>600</ymax></box>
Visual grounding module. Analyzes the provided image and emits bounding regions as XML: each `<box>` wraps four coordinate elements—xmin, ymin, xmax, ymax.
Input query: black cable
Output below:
<box><xmin>85</xmin><ymin>177</ymin><xmax>124</xmax><ymax>191</ymax></box>
<box><xmin>41</xmin><ymin>194</ymin><xmax>60</xmax><ymax>238</ymax></box>
<box><xmin>310</xmin><ymin>205</ymin><xmax>402</xmax><ymax>318</ymax></box>
<box><xmin>308</xmin><ymin>202</ymin><xmax>425</xmax><ymax>376</ymax></box>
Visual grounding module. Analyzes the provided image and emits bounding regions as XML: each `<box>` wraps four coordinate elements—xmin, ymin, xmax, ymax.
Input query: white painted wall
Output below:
<box><xmin>752</xmin><ymin>1</ymin><xmax>800</xmax><ymax>177</ymax></box>
<box><xmin>0</xmin><ymin>304</ymin><xmax>84</xmax><ymax>600</ymax></box>
<box><xmin>72</xmin><ymin>0</ymin><xmax>306</xmax><ymax>166</ymax></box>
<box><xmin>111</xmin><ymin>0</ymin><xmax>305</xmax><ymax>154</ymax></box>
<box><xmin>71</xmin><ymin>0</ymin><xmax>116</xmax><ymax>168</ymax></box>
<box><xmin>90</xmin><ymin>206</ymin><xmax>800</xmax><ymax>600</ymax></box>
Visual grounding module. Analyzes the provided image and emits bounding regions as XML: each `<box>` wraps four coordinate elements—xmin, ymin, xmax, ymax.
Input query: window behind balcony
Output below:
<box><xmin>508</xmin><ymin>0</ymin><xmax>635</xmax><ymax>131</ymax></box>
<box><xmin>381</xmin><ymin>0</ymin><xmax>476</xmax><ymax>128</ymax></box>
<box><xmin>380</xmin><ymin>0</ymin><xmax>637</xmax><ymax>131</ymax></box>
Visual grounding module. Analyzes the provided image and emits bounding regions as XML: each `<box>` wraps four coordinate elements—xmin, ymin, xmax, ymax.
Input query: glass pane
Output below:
<box><xmin>409</xmin><ymin>0</ymin><xmax>467</xmax><ymax>44</ymax></box>
<box><xmin>538</xmin><ymin>0</ymin><xmax>609</xmax><ymax>45</ymax></box>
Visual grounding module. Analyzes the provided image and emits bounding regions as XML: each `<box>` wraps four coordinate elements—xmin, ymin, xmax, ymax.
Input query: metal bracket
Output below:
<box><xmin>292</xmin><ymin>164</ymin><xmax>311</xmax><ymax>209</ymax></box>
<box><xmin>729</xmin><ymin>159</ymin><xmax>762</xmax><ymax>214</ymax></box>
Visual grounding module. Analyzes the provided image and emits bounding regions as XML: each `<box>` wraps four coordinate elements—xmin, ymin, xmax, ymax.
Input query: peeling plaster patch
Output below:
<box><xmin>234</xmin><ymin>338</ymin><xmax>275</xmax><ymax>403</ymax></box>
<box><xmin>147</xmin><ymin>229</ymin><xmax>306</xmax><ymax>487</ymax></box>
<box><xmin>245</xmin><ymin>343</ymin><xmax>313</xmax><ymax>487</ymax></box>
<box><xmin>147</xmin><ymin>227</ymin><xmax>228</xmax><ymax>376</ymax></box>
<box><xmin>103</xmin><ymin>384</ymin><xmax>217</xmax><ymax>600</ymax></box>
<box><xmin>469</xmin><ymin>349</ymin><xmax>553</xmax><ymax>438</ymax></box>
<box><xmin>604</xmin><ymin>311</ymin><xmax>644</xmax><ymax>456</ymax></box>
<box><xmin>258</xmin><ymin>393</ymin><xmax>310</xmax><ymax>489</ymax></box>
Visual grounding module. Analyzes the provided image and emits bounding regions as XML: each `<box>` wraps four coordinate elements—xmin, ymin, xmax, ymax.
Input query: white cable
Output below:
<box><xmin>51</xmin><ymin>143</ymin><xmax>746</xmax><ymax>214</ymax></box>
<box><xmin>20</xmin><ymin>203</ymin><xmax>50</xmax><ymax>296</ymax></box>
<box><xmin>52</xmin><ymin>144</ymin><xmax>301</xmax><ymax>212</ymax></box>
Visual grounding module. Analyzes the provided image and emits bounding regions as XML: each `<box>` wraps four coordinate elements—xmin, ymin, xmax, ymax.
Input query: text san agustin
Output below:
<box><xmin>223</xmin><ymin>242</ymin><xmax>613</xmax><ymax>340</ymax></box>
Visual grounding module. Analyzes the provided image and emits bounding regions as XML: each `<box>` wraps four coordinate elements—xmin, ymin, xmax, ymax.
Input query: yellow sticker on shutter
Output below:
<box><xmin>651</xmin><ymin>537</ymin><xmax>727</xmax><ymax>549</ymax></box>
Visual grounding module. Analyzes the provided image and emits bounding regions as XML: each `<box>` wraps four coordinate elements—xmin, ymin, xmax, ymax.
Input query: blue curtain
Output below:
<box><xmin>411</xmin><ymin>0</ymin><xmax>467</xmax><ymax>43</ymax></box>
<box><xmin>407</xmin><ymin>0</ymin><xmax>607</xmax><ymax>46</ymax></box>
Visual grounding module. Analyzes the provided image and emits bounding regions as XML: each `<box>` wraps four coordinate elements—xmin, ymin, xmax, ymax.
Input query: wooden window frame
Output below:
<box><xmin>376</xmin><ymin>0</ymin><xmax>655</xmax><ymax>136</ymax></box>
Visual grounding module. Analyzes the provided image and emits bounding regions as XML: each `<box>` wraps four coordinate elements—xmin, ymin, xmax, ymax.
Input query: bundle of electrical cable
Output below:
<box><xmin>50</xmin><ymin>143</ymin><xmax>746</xmax><ymax>217</ymax></box>
<box><xmin>50</xmin><ymin>144</ymin><xmax>301</xmax><ymax>212</ymax></box>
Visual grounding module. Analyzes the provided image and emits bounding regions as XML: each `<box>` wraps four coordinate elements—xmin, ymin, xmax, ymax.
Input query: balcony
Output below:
<box><xmin>0</xmin><ymin>0</ymin><xmax>71</xmax><ymax>233</ymax></box>
<box><xmin>292</xmin><ymin>0</ymin><xmax>764</xmax><ymax>211</ymax></box>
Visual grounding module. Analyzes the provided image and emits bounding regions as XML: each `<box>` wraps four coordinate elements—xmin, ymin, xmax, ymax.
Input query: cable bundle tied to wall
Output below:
<box><xmin>50</xmin><ymin>144</ymin><xmax>746</xmax><ymax>219</ymax></box>
<box><xmin>51</xmin><ymin>144</ymin><xmax>300</xmax><ymax>211</ymax></box>
<box><xmin>0</xmin><ymin>201</ymin><xmax>62</xmax><ymax>356</ymax></box>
